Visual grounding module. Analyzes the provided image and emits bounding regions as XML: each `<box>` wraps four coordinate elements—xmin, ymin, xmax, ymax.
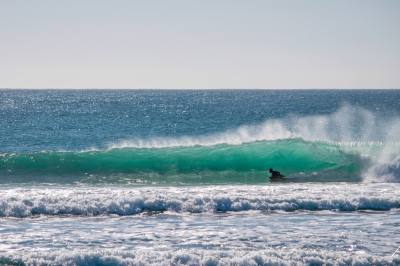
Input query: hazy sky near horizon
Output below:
<box><xmin>1</xmin><ymin>0</ymin><xmax>399</xmax><ymax>89</ymax></box>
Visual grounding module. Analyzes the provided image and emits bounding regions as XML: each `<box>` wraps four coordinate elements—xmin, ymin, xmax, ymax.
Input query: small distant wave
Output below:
<box><xmin>2</xmin><ymin>248</ymin><xmax>399</xmax><ymax>266</ymax></box>
<box><xmin>1</xmin><ymin>184</ymin><xmax>399</xmax><ymax>217</ymax></box>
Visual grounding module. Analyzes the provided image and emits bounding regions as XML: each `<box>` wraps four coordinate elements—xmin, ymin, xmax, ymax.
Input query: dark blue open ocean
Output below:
<box><xmin>1</xmin><ymin>90</ymin><xmax>400</xmax><ymax>265</ymax></box>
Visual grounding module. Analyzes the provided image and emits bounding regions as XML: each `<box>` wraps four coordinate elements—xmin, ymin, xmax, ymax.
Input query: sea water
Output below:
<box><xmin>0</xmin><ymin>90</ymin><xmax>400</xmax><ymax>265</ymax></box>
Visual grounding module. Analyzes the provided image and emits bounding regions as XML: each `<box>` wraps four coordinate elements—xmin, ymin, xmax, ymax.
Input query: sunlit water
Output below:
<box><xmin>1</xmin><ymin>90</ymin><xmax>400</xmax><ymax>265</ymax></box>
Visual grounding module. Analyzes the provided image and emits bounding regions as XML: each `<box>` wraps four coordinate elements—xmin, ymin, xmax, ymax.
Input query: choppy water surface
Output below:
<box><xmin>1</xmin><ymin>183</ymin><xmax>400</xmax><ymax>265</ymax></box>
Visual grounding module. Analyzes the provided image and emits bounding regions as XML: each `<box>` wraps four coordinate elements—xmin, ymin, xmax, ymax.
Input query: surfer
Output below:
<box><xmin>268</xmin><ymin>168</ymin><xmax>285</xmax><ymax>180</ymax></box>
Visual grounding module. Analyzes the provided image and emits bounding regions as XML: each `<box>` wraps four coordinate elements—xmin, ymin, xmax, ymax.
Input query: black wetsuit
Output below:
<box><xmin>270</xmin><ymin>170</ymin><xmax>284</xmax><ymax>179</ymax></box>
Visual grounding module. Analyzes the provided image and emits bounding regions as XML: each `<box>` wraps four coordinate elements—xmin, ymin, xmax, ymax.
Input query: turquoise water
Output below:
<box><xmin>0</xmin><ymin>139</ymin><xmax>362</xmax><ymax>184</ymax></box>
<box><xmin>1</xmin><ymin>90</ymin><xmax>400</xmax><ymax>265</ymax></box>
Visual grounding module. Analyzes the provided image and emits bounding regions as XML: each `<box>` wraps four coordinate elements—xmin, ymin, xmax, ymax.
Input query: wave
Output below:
<box><xmin>1</xmin><ymin>105</ymin><xmax>400</xmax><ymax>184</ymax></box>
<box><xmin>107</xmin><ymin>105</ymin><xmax>400</xmax><ymax>183</ymax></box>
<box><xmin>2</xmin><ymin>248</ymin><xmax>399</xmax><ymax>266</ymax></box>
<box><xmin>0</xmin><ymin>139</ymin><xmax>363</xmax><ymax>184</ymax></box>
<box><xmin>1</xmin><ymin>184</ymin><xmax>399</xmax><ymax>217</ymax></box>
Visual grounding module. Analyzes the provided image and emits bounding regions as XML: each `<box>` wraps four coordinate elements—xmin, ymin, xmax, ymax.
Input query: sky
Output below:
<box><xmin>1</xmin><ymin>0</ymin><xmax>399</xmax><ymax>89</ymax></box>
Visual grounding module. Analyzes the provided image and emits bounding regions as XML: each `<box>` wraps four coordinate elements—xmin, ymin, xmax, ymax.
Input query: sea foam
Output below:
<box><xmin>1</xmin><ymin>184</ymin><xmax>399</xmax><ymax>217</ymax></box>
<box><xmin>3</xmin><ymin>248</ymin><xmax>399</xmax><ymax>266</ymax></box>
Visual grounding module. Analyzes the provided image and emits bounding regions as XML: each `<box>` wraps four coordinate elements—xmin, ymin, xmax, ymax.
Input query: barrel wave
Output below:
<box><xmin>0</xmin><ymin>139</ymin><xmax>362</xmax><ymax>184</ymax></box>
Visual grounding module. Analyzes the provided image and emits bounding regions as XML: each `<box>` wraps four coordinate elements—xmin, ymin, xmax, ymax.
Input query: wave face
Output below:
<box><xmin>0</xmin><ymin>139</ymin><xmax>362</xmax><ymax>184</ymax></box>
<box><xmin>1</xmin><ymin>184</ymin><xmax>399</xmax><ymax>217</ymax></box>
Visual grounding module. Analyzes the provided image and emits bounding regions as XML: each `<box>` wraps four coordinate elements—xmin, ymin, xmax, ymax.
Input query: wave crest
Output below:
<box><xmin>107</xmin><ymin>105</ymin><xmax>398</xmax><ymax>149</ymax></box>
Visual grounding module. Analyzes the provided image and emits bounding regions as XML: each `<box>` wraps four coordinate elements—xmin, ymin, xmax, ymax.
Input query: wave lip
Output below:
<box><xmin>1</xmin><ymin>184</ymin><xmax>399</xmax><ymax>217</ymax></box>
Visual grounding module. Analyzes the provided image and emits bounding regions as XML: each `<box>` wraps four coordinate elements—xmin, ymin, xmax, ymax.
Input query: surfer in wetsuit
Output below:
<box><xmin>269</xmin><ymin>168</ymin><xmax>284</xmax><ymax>180</ymax></box>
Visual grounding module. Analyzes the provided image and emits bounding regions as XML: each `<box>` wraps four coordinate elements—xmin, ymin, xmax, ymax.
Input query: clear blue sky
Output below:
<box><xmin>1</xmin><ymin>0</ymin><xmax>399</xmax><ymax>89</ymax></box>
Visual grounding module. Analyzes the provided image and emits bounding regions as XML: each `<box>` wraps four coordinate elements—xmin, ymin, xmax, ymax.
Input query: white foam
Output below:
<box><xmin>4</xmin><ymin>248</ymin><xmax>399</xmax><ymax>266</ymax></box>
<box><xmin>1</xmin><ymin>184</ymin><xmax>399</xmax><ymax>217</ymax></box>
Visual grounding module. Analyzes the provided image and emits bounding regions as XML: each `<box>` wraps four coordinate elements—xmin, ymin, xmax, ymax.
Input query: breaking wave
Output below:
<box><xmin>2</xmin><ymin>248</ymin><xmax>399</xmax><ymax>266</ymax></box>
<box><xmin>1</xmin><ymin>184</ymin><xmax>399</xmax><ymax>217</ymax></box>
<box><xmin>1</xmin><ymin>105</ymin><xmax>400</xmax><ymax>184</ymax></box>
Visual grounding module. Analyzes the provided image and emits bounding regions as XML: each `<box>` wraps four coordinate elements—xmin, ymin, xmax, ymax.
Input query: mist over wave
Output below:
<box><xmin>107</xmin><ymin>105</ymin><xmax>396</xmax><ymax>148</ymax></box>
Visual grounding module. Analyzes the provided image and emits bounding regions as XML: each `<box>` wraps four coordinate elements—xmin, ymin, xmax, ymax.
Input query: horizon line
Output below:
<box><xmin>1</xmin><ymin>88</ymin><xmax>400</xmax><ymax>90</ymax></box>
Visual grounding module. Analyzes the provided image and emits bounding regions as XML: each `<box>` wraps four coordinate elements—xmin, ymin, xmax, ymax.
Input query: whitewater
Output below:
<box><xmin>1</xmin><ymin>89</ymin><xmax>400</xmax><ymax>265</ymax></box>
<box><xmin>1</xmin><ymin>183</ymin><xmax>400</xmax><ymax>265</ymax></box>
<box><xmin>1</xmin><ymin>183</ymin><xmax>400</xmax><ymax>217</ymax></box>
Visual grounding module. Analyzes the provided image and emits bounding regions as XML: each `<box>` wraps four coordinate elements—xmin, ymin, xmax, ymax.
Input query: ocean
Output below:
<box><xmin>0</xmin><ymin>89</ymin><xmax>400</xmax><ymax>265</ymax></box>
